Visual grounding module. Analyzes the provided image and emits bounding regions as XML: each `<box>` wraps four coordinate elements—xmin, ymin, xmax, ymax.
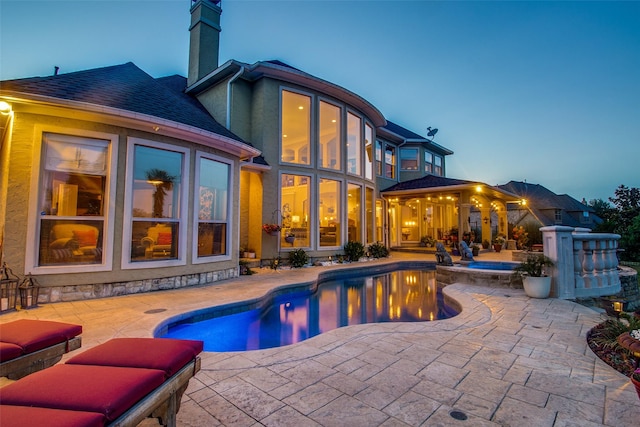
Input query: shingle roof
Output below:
<box><xmin>382</xmin><ymin>121</ymin><xmax>426</xmax><ymax>140</ymax></box>
<box><xmin>382</xmin><ymin>175</ymin><xmax>477</xmax><ymax>192</ymax></box>
<box><xmin>0</xmin><ymin>62</ymin><xmax>245</xmax><ymax>143</ymax></box>
<box><xmin>498</xmin><ymin>181</ymin><xmax>593</xmax><ymax>212</ymax></box>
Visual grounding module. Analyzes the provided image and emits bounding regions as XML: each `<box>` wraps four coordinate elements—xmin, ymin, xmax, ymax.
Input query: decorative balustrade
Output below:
<box><xmin>541</xmin><ymin>226</ymin><xmax>621</xmax><ymax>299</ymax></box>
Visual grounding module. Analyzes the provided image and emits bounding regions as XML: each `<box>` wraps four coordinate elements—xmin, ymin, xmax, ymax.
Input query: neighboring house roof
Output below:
<box><xmin>378</xmin><ymin>121</ymin><xmax>454</xmax><ymax>156</ymax></box>
<box><xmin>0</xmin><ymin>62</ymin><xmax>246</xmax><ymax>144</ymax></box>
<box><xmin>498</xmin><ymin>180</ymin><xmax>600</xmax><ymax>227</ymax></box>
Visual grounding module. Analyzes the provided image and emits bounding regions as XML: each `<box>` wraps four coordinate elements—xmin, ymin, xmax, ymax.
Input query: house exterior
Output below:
<box><xmin>0</xmin><ymin>0</ymin><xmax>460</xmax><ymax>302</ymax></box>
<box><xmin>497</xmin><ymin>181</ymin><xmax>602</xmax><ymax>229</ymax></box>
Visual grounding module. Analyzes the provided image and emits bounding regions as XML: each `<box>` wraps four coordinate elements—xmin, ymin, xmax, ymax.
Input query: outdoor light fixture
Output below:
<box><xmin>483</xmin><ymin>217</ymin><xmax>489</xmax><ymax>224</ymax></box>
<box><xmin>0</xmin><ymin>101</ymin><xmax>12</xmax><ymax>115</ymax></box>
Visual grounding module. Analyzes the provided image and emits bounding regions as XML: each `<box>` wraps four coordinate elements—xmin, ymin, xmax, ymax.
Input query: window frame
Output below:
<box><xmin>280</xmin><ymin>88</ymin><xmax>313</xmax><ymax>168</ymax></box>
<box><xmin>121</xmin><ymin>137</ymin><xmax>190</xmax><ymax>270</ymax></box>
<box><xmin>346</xmin><ymin>110</ymin><xmax>362</xmax><ymax>177</ymax></box>
<box><xmin>317</xmin><ymin>97</ymin><xmax>342</xmax><ymax>172</ymax></box>
<box><xmin>400</xmin><ymin>147</ymin><xmax>419</xmax><ymax>171</ymax></box>
<box><xmin>25</xmin><ymin>126</ymin><xmax>118</xmax><ymax>274</ymax></box>
<box><xmin>192</xmin><ymin>151</ymin><xmax>233</xmax><ymax>264</ymax></box>
<box><xmin>384</xmin><ymin>144</ymin><xmax>397</xmax><ymax>180</ymax></box>
<box><xmin>317</xmin><ymin>175</ymin><xmax>343</xmax><ymax>249</ymax></box>
<box><xmin>424</xmin><ymin>151</ymin><xmax>433</xmax><ymax>174</ymax></box>
<box><xmin>279</xmin><ymin>171</ymin><xmax>313</xmax><ymax>250</ymax></box>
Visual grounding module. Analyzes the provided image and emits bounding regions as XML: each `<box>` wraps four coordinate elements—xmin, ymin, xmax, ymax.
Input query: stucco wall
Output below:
<box><xmin>3</xmin><ymin>109</ymin><xmax>241</xmax><ymax>296</ymax></box>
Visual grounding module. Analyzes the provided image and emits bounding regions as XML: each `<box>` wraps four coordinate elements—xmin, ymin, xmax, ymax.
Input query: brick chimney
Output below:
<box><xmin>188</xmin><ymin>0</ymin><xmax>222</xmax><ymax>87</ymax></box>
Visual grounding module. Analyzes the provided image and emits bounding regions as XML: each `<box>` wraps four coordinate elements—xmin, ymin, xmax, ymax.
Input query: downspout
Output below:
<box><xmin>226</xmin><ymin>66</ymin><xmax>245</xmax><ymax>130</ymax></box>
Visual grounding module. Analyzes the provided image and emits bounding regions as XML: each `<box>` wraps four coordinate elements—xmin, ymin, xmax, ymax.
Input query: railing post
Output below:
<box><xmin>541</xmin><ymin>226</ymin><xmax>575</xmax><ymax>299</ymax></box>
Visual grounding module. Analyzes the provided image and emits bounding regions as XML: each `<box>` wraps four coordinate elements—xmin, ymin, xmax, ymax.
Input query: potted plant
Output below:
<box><xmin>513</xmin><ymin>254</ymin><xmax>554</xmax><ymax>298</ymax></box>
<box><xmin>243</xmin><ymin>248</ymin><xmax>256</xmax><ymax>259</ymax></box>
<box><xmin>420</xmin><ymin>235</ymin><xmax>435</xmax><ymax>247</ymax></box>
<box><xmin>482</xmin><ymin>239</ymin><xmax>490</xmax><ymax>249</ymax></box>
<box><xmin>493</xmin><ymin>235</ymin><xmax>506</xmax><ymax>252</ymax></box>
<box><xmin>262</xmin><ymin>223</ymin><xmax>281</xmax><ymax>235</ymax></box>
<box><xmin>632</xmin><ymin>367</ymin><xmax>640</xmax><ymax>401</ymax></box>
<box><xmin>284</xmin><ymin>233</ymin><xmax>295</xmax><ymax>244</ymax></box>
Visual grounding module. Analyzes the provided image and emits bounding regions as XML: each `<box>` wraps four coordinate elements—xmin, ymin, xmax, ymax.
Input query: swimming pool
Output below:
<box><xmin>159</xmin><ymin>266</ymin><xmax>459</xmax><ymax>351</ymax></box>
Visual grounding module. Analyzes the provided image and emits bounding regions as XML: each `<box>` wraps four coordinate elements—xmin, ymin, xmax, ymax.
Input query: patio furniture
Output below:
<box><xmin>0</xmin><ymin>319</ymin><xmax>82</xmax><ymax>380</ymax></box>
<box><xmin>0</xmin><ymin>337</ymin><xmax>203</xmax><ymax>427</ymax></box>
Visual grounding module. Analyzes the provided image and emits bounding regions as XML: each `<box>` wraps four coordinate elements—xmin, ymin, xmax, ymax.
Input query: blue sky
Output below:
<box><xmin>1</xmin><ymin>0</ymin><xmax>638</xmax><ymax>202</ymax></box>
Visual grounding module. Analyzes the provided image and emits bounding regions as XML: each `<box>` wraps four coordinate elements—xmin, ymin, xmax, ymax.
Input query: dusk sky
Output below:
<box><xmin>1</xmin><ymin>0</ymin><xmax>638</xmax><ymax>203</ymax></box>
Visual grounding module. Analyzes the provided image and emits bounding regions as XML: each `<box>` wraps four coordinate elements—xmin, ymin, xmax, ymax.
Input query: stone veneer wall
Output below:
<box><xmin>37</xmin><ymin>267</ymin><xmax>239</xmax><ymax>303</ymax></box>
<box><xmin>618</xmin><ymin>265</ymin><xmax>639</xmax><ymax>311</ymax></box>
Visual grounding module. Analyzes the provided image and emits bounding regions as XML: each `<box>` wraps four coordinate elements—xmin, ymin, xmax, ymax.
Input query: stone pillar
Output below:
<box><xmin>541</xmin><ymin>226</ymin><xmax>575</xmax><ymax>299</ymax></box>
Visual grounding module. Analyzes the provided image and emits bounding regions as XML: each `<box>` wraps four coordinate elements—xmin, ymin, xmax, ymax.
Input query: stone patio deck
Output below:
<box><xmin>1</xmin><ymin>250</ymin><xmax>638</xmax><ymax>426</ymax></box>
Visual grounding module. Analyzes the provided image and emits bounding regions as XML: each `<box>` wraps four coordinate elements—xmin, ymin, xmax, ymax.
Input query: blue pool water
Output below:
<box><xmin>464</xmin><ymin>261</ymin><xmax>516</xmax><ymax>270</ymax></box>
<box><xmin>161</xmin><ymin>268</ymin><xmax>459</xmax><ymax>351</ymax></box>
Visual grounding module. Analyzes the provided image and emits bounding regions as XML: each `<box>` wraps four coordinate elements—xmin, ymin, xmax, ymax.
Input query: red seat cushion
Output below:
<box><xmin>0</xmin><ymin>405</ymin><xmax>105</xmax><ymax>427</ymax></box>
<box><xmin>0</xmin><ymin>364</ymin><xmax>165</xmax><ymax>421</ymax></box>
<box><xmin>0</xmin><ymin>342</ymin><xmax>24</xmax><ymax>362</ymax></box>
<box><xmin>0</xmin><ymin>319</ymin><xmax>82</xmax><ymax>353</ymax></box>
<box><xmin>66</xmin><ymin>337</ymin><xmax>203</xmax><ymax>378</ymax></box>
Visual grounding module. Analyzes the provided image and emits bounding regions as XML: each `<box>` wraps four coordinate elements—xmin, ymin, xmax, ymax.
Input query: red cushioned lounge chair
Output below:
<box><xmin>0</xmin><ymin>319</ymin><xmax>82</xmax><ymax>379</ymax></box>
<box><xmin>0</xmin><ymin>337</ymin><xmax>203</xmax><ymax>427</ymax></box>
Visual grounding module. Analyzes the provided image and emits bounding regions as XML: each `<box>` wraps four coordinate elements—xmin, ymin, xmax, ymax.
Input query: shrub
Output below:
<box><xmin>368</xmin><ymin>242</ymin><xmax>389</xmax><ymax>259</ymax></box>
<box><xmin>288</xmin><ymin>248</ymin><xmax>309</xmax><ymax>268</ymax></box>
<box><xmin>343</xmin><ymin>241</ymin><xmax>365</xmax><ymax>262</ymax></box>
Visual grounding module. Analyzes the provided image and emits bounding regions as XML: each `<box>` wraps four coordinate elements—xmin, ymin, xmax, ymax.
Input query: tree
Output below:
<box><xmin>609</xmin><ymin>185</ymin><xmax>640</xmax><ymax>232</ymax></box>
<box><xmin>145</xmin><ymin>169</ymin><xmax>174</xmax><ymax>218</ymax></box>
<box><xmin>596</xmin><ymin>185</ymin><xmax>640</xmax><ymax>261</ymax></box>
<box><xmin>589</xmin><ymin>198</ymin><xmax>616</xmax><ymax>233</ymax></box>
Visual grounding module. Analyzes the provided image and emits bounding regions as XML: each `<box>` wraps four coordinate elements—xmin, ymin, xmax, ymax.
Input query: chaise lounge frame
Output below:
<box><xmin>0</xmin><ymin>335</ymin><xmax>82</xmax><ymax>380</ymax></box>
<box><xmin>109</xmin><ymin>355</ymin><xmax>201</xmax><ymax>427</ymax></box>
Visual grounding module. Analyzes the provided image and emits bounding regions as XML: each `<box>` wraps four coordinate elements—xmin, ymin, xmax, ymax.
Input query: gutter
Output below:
<box><xmin>226</xmin><ymin>66</ymin><xmax>245</xmax><ymax>129</ymax></box>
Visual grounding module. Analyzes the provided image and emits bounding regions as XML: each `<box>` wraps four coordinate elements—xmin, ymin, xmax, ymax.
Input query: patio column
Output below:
<box><xmin>480</xmin><ymin>207</ymin><xmax>491</xmax><ymax>244</ymax></box>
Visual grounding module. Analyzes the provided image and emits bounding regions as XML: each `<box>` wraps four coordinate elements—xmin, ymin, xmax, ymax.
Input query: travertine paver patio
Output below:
<box><xmin>1</xmin><ymin>251</ymin><xmax>638</xmax><ymax>426</ymax></box>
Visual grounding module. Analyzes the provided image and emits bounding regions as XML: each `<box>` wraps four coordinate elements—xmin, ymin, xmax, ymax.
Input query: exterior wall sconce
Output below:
<box><xmin>483</xmin><ymin>217</ymin><xmax>489</xmax><ymax>224</ymax></box>
<box><xmin>0</xmin><ymin>101</ymin><xmax>12</xmax><ymax>115</ymax></box>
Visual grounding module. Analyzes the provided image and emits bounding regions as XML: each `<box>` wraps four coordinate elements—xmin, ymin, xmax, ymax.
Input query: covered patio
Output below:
<box><xmin>381</xmin><ymin>175</ymin><xmax>524</xmax><ymax>249</ymax></box>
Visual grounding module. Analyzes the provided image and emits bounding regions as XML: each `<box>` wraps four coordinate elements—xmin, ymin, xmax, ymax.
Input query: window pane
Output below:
<box><xmin>39</xmin><ymin>219</ymin><xmax>103</xmax><ymax>265</ymax></box>
<box><xmin>198</xmin><ymin>223</ymin><xmax>227</xmax><ymax>257</ymax></box>
<box><xmin>131</xmin><ymin>221</ymin><xmax>178</xmax><ymax>261</ymax></box>
<box><xmin>400</xmin><ymin>148</ymin><xmax>418</xmax><ymax>170</ymax></box>
<box><xmin>129</xmin><ymin>144</ymin><xmax>183</xmax><ymax>263</ymax></box>
<box><xmin>281</xmin><ymin>90</ymin><xmax>311</xmax><ymax>165</ymax></box>
<box><xmin>319</xmin><ymin>178</ymin><xmax>341</xmax><ymax>247</ymax></box>
<box><xmin>197</xmin><ymin>157</ymin><xmax>230</xmax><ymax>257</ymax></box>
<box><xmin>434</xmin><ymin>155</ymin><xmax>443</xmax><ymax>176</ymax></box>
<box><xmin>319</xmin><ymin>101</ymin><xmax>341</xmax><ymax>170</ymax></box>
<box><xmin>198</xmin><ymin>158</ymin><xmax>228</xmax><ymax>221</ymax></box>
<box><xmin>38</xmin><ymin>133</ymin><xmax>109</xmax><ymax>267</ymax></box>
<box><xmin>424</xmin><ymin>152</ymin><xmax>433</xmax><ymax>173</ymax></box>
<box><xmin>348</xmin><ymin>183</ymin><xmax>361</xmax><ymax>242</ymax></box>
<box><xmin>385</xmin><ymin>145</ymin><xmax>395</xmax><ymax>179</ymax></box>
<box><xmin>375</xmin><ymin>140</ymin><xmax>382</xmax><ymax>176</ymax></box>
<box><xmin>366</xmin><ymin>187</ymin><xmax>374</xmax><ymax>243</ymax></box>
<box><xmin>281</xmin><ymin>174</ymin><xmax>310</xmax><ymax>247</ymax></box>
<box><xmin>132</xmin><ymin>145</ymin><xmax>182</xmax><ymax>219</ymax></box>
<box><xmin>364</xmin><ymin>124</ymin><xmax>373</xmax><ymax>180</ymax></box>
<box><xmin>347</xmin><ymin>112</ymin><xmax>361</xmax><ymax>175</ymax></box>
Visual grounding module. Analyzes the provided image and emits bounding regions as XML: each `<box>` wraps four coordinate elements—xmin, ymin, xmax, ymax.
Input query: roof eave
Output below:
<box><xmin>1</xmin><ymin>91</ymin><xmax>261</xmax><ymax>160</ymax></box>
